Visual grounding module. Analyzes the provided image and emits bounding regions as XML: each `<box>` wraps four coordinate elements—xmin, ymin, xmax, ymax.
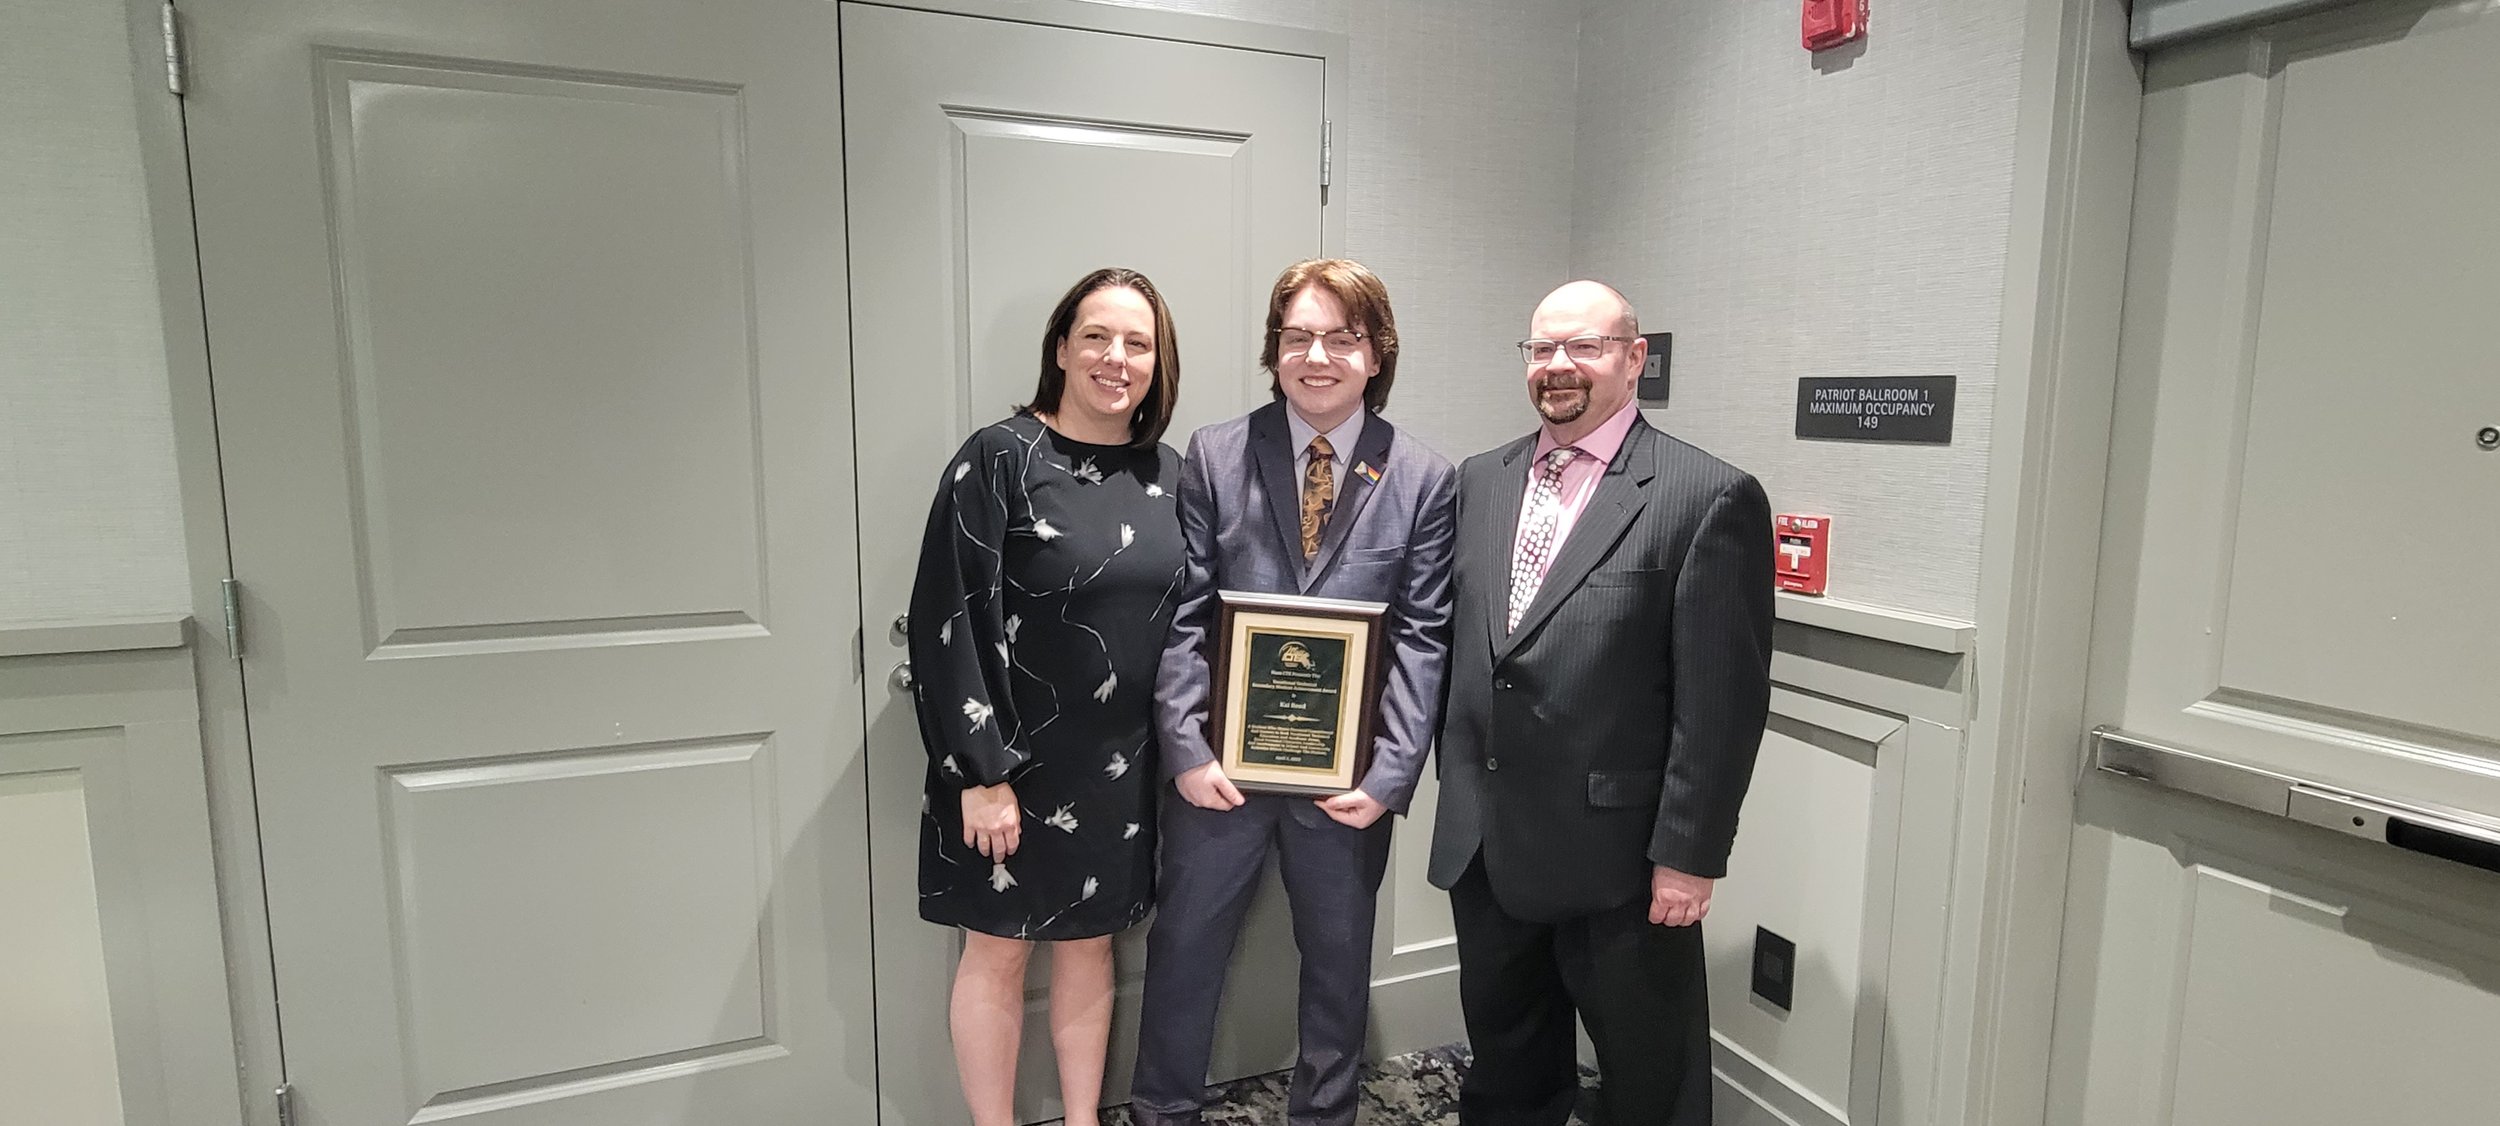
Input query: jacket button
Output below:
<box><xmin>1494</xmin><ymin>678</ymin><xmax>1513</xmax><ymax>691</ymax></box>
<box><xmin>1485</xmin><ymin>757</ymin><xmax>1501</xmax><ymax>771</ymax></box>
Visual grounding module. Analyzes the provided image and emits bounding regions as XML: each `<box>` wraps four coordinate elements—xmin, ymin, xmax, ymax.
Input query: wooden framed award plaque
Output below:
<box><xmin>1207</xmin><ymin>590</ymin><xmax>1390</xmax><ymax>798</ymax></box>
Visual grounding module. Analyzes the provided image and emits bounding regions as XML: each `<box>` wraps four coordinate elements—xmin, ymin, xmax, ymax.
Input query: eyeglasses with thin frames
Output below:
<box><xmin>1516</xmin><ymin>335</ymin><xmax>1637</xmax><ymax>364</ymax></box>
<box><xmin>1276</xmin><ymin>328</ymin><xmax>1370</xmax><ymax>358</ymax></box>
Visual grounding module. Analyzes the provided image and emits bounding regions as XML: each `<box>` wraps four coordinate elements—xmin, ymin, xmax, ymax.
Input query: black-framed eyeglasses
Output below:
<box><xmin>1517</xmin><ymin>335</ymin><xmax>1637</xmax><ymax>364</ymax></box>
<box><xmin>1276</xmin><ymin>328</ymin><xmax>1370</xmax><ymax>357</ymax></box>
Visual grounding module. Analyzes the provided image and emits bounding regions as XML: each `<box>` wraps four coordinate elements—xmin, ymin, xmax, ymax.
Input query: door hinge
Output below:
<box><xmin>220</xmin><ymin>578</ymin><xmax>244</xmax><ymax>659</ymax></box>
<box><xmin>1319</xmin><ymin>119</ymin><xmax>1332</xmax><ymax>191</ymax></box>
<box><xmin>161</xmin><ymin>3</ymin><xmax>186</xmax><ymax>96</ymax></box>
<box><xmin>274</xmin><ymin>1084</ymin><xmax>297</xmax><ymax>1126</ymax></box>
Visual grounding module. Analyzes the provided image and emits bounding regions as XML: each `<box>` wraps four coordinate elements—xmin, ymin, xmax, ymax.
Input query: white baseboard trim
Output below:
<box><xmin>1372</xmin><ymin>958</ymin><xmax>1458</xmax><ymax>989</ymax></box>
<box><xmin>1712</xmin><ymin>1032</ymin><xmax>1849</xmax><ymax>1126</ymax></box>
<box><xmin>1391</xmin><ymin>934</ymin><xmax>1457</xmax><ymax>958</ymax></box>
<box><xmin>1367</xmin><ymin>961</ymin><xmax>1463</xmax><ymax>1060</ymax></box>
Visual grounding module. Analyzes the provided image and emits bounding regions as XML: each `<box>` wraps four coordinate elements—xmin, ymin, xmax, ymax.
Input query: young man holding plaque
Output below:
<box><xmin>1133</xmin><ymin>259</ymin><xmax>1457</xmax><ymax>1126</ymax></box>
<box><xmin>1430</xmin><ymin>280</ymin><xmax>1774</xmax><ymax>1126</ymax></box>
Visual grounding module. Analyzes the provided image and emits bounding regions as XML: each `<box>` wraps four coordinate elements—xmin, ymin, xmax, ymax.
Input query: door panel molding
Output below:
<box><xmin>2094</xmin><ymin>0</ymin><xmax>2500</xmax><ymax>818</ymax></box>
<box><xmin>2188</xmin><ymin>694</ymin><xmax>2500</xmax><ymax>780</ymax></box>
<box><xmin>2054</xmin><ymin>5</ymin><xmax>2500</xmax><ymax>1125</ymax></box>
<box><xmin>2058</xmin><ymin>789</ymin><xmax>2500</xmax><ymax>1126</ymax></box>
<box><xmin>311</xmin><ymin>51</ymin><xmax>773</xmax><ymax>656</ymax></box>
<box><xmin>178</xmin><ymin>0</ymin><xmax>876</xmax><ymax>1121</ymax></box>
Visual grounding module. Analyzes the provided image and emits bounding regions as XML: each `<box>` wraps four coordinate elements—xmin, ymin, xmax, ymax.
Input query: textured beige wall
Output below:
<box><xmin>1574</xmin><ymin>2</ymin><xmax>2027</xmax><ymax>621</ymax></box>
<box><xmin>1</xmin><ymin>1</ymin><xmax>190</xmax><ymax>625</ymax></box>
<box><xmin>1340</xmin><ymin>0</ymin><xmax>1581</xmax><ymax>467</ymax></box>
<box><xmin>1096</xmin><ymin>0</ymin><xmax>1581</xmax><ymax>466</ymax></box>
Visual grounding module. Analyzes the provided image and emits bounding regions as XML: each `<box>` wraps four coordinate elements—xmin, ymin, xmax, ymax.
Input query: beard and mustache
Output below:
<box><xmin>1531</xmin><ymin>372</ymin><xmax>1593</xmax><ymax>424</ymax></box>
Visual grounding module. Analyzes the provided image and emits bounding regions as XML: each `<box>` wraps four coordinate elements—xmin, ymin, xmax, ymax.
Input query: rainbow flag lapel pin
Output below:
<box><xmin>1354</xmin><ymin>462</ymin><xmax>1383</xmax><ymax>485</ymax></box>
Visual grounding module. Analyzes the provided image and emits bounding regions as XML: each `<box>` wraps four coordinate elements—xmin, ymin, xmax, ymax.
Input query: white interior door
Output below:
<box><xmin>180</xmin><ymin>0</ymin><xmax>876</xmax><ymax>1122</ymax></box>
<box><xmin>2049</xmin><ymin>4</ymin><xmax>2500</xmax><ymax>1124</ymax></box>
<box><xmin>839</xmin><ymin>4</ymin><xmax>1328</xmax><ymax>1121</ymax></box>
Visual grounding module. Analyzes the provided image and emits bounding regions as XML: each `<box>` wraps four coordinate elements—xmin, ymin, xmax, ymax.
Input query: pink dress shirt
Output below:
<box><xmin>1511</xmin><ymin>401</ymin><xmax>1641</xmax><ymax>585</ymax></box>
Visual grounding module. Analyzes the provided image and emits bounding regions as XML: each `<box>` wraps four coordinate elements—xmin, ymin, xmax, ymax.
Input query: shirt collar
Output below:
<box><xmin>1287</xmin><ymin>407</ymin><xmax>1369</xmax><ymax>464</ymax></box>
<box><xmin>1536</xmin><ymin>400</ymin><xmax>1639</xmax><ymax>469</ymax></box>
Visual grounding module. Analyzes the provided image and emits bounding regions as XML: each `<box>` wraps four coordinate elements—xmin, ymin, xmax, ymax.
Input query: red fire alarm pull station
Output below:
<box><xmin>1802</xmin><ymin>0</ymin><xmax>1867</xmax><ymax>51</ymax></box>
<box><xmin>1775</xmin><ymin>514</ymin><xmax>1831</xmax><ymax>595</ymax></box>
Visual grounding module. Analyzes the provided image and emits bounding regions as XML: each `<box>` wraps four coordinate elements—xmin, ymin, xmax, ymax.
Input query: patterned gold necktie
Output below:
<box><xmin>1508</xmin><ymin>446</ymin><xmax>1580</xmax><ymax>630</ymax></box>
<box><xmin>1301</xmin><ymin>435</ymin><xmax>1336</xmax><ymax>561</ymax></box>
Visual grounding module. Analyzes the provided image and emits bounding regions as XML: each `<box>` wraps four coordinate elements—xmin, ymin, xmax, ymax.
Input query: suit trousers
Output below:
<box><xmin>1131</xmin><ymin>794</ymin><xmax>1393</xmax><ymax>1126</ymax></box>
<box><xmin>1449</xmin><ymin>856</ymin><xmax>1711</xmax><ymax>1126</ymax></box>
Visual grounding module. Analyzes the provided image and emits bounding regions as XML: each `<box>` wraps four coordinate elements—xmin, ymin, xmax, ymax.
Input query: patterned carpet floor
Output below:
<box><xmin>1041</xmin><ymin>1044</ymin><xmax>1601</xmax><ymax>1126</ymax></box>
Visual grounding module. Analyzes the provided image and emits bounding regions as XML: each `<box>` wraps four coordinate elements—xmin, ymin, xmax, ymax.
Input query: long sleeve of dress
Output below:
<box><xmin>908</xmin><ymin>435</ymin><xmax>1028</xmax><ymax>789</ymax></box>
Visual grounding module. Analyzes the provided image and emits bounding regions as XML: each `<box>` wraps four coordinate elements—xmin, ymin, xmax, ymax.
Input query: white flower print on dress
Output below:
<box><xmin>917</xmin><ymin>416</ymin><xmax>1180</xmax><ymax>938</ymax></box>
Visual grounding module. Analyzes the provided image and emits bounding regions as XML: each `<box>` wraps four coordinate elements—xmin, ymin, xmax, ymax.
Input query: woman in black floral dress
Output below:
<box><xmin>907</xmin><ymin>268</ymin><xmax>1186</xmax><ymax>1126</ymax></box>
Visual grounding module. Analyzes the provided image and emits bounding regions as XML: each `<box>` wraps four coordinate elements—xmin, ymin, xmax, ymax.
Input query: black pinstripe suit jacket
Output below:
<box><xmin>1427</xmin><ymin>415</ymin><xmax>1775</xmax><ymax>922</ymax></box>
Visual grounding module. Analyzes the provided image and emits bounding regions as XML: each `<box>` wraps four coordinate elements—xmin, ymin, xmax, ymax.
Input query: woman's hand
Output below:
<box><xmin>962</xmin><ymin>783</ymin><xmax>1023</xmax><ymax>859</ymax></box>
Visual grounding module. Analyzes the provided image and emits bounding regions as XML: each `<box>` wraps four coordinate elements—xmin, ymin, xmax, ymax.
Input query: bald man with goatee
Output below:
<box><xmin>1428</xmin><ymin>281</ymin><xmax>1775</xmax><ymax>1125</ymax></box>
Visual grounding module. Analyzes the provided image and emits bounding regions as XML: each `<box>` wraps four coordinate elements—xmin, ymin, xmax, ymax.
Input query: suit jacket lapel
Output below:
<box><xmin>1495</xmin><ymin>421</ymin><xmax>1657</xmax><ymax>661</ymax></box>
<box><xmin>1480</xmin><ymin>436</ymin><xmax>1535</xmax><ymax>658</ymax></box>
<box><xmin>1301</xmin><ymin>412</ymin><xmax>1394</xmax><ymax>591</ymax></box>
<box><xmin>1247</xmin><ymin>402</ymin><xmax>1306</xmax><ymax>567</ymax></box>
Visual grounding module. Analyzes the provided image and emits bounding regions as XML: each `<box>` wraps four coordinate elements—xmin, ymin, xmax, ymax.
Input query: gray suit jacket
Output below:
<box><xmin>1154</xmin><ymin>401</ymin><xmax>1458</xmax><ymax>813</ymax></box>
<box><xmin>1428</xmin><ymin>415</ymin><xmax>1775</xmax><ymax>921</ymax></box>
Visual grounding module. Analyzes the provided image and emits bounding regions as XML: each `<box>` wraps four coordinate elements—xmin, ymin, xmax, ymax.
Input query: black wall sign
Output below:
<box><xmin>1637</xmin><ymin>332</ymin><xmax>1673</xmax><ymax>404</ymax></box>
<box><xmin>1796</xmin><ymin>376</ymin><xmax>1956</xmax><ymax>443</ymax></box>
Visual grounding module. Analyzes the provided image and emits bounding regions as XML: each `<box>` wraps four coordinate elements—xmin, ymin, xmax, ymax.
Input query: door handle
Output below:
<box><xmin>2287</xmin><ymin>785</ymin><xmax>2500</xmax><ymax>878</ymax></box>
<box><xmin>2091</xmin><ymin>727</ymin><xmax>2500</xmax><ymax>879</ymax></box>
<box><xmin>889</xmin><ymin>661</ymin><xmax>914</xmax><ymax>693</ymax></box>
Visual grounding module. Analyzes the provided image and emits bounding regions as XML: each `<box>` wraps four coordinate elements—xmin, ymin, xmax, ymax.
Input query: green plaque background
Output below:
<box><xmin>1237</xmin><ymin>630</ymin><xmax>1348</xmax><ymax>770</ymax></box>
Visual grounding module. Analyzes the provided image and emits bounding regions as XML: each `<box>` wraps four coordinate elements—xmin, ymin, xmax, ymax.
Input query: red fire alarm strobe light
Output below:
<box><xmin>1803</xmin><ymin>0</ymin><xmax>1868</xmax><ymax>52</ymax></box>
<box><xmin>1775</xmin><ymin>514</ymin><xmax>1831</xmax><ymax>596</ymax></box>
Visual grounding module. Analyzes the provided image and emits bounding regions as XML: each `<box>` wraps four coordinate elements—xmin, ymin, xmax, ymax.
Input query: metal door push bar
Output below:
<box><xmin>2090</xmin><ymin>727</ymin><xmax>2500</xmax><ymax>879</ymax></box>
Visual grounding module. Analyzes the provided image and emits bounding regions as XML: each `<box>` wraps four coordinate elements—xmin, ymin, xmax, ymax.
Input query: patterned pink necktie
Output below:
<box><xmin>1508</xmin><ymin>446</ymin><xmax>1580</xmax><ymax>631</ymax></box>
